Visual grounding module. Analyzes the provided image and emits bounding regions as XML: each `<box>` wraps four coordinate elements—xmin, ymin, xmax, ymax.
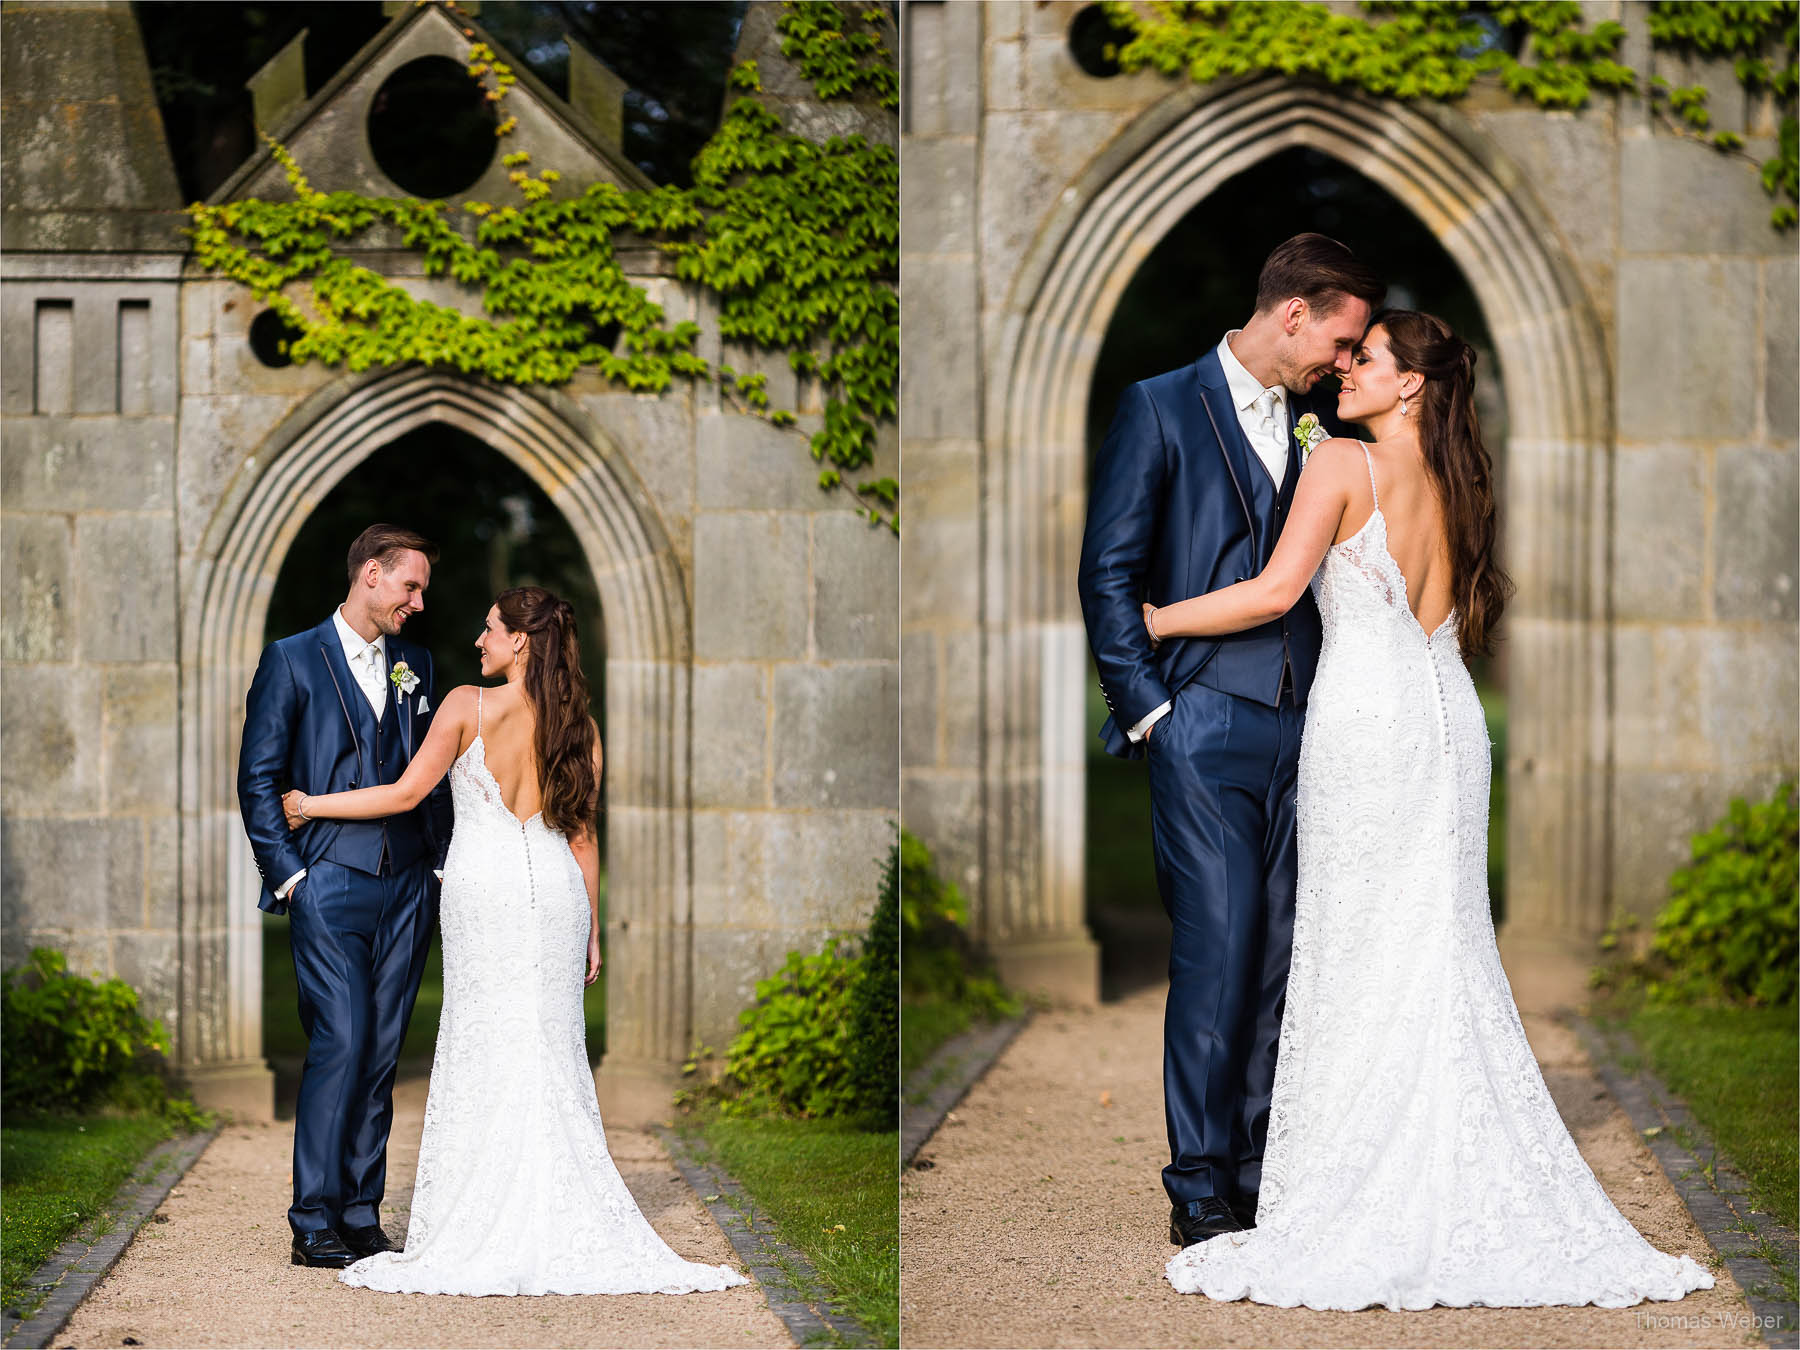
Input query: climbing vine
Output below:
<box><xmin>1098</xmin><ymin>0</ymin><xmax>1799</xmax><ymax>229</ymax></box>
<box><xmin>187</xmin><ymin>0</ymin><xmax>899</xmax><ymax>528</ymax></box>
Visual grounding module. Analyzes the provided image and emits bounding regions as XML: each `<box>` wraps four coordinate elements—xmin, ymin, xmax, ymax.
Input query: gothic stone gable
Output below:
<box><xmin>214</xmin><ymin>3</ymin><xmax>648</xmax><ymax>210</ymax></box>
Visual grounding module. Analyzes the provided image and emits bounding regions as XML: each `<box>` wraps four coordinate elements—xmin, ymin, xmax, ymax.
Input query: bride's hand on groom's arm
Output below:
<box><xmin>282</xmin><ymin>789</ymin><xmax>308</xmax><ymax>831</ymax></box>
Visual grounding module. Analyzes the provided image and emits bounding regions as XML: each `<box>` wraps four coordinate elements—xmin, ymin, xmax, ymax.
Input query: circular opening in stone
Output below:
<box><xmin>1068</xmin><ymin>4</ymin><xmax>1132</xmax><ymax>78</ymax></box>
<box><xmin>367</xmin><ymin>55</ymin><xmax>499</xmax><ymax>198</ymax></box>
<box><xmin>249</xmin><ymin>308</ymin><xmax>305</xmax><ymax>368</ymax></box>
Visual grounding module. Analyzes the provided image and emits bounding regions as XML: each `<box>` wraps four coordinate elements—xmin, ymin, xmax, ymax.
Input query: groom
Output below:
<box><xmin>238</xmin><ymin>523</ymin><xmax>452</xmax><ymax>1268</ymax></box>
<box><xmin>1077</xmin><ymin>235</ymin><xmax>1384</xmax><ymax>1247</ymax></box>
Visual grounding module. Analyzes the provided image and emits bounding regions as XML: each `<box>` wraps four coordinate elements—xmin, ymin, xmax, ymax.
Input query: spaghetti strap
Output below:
<box><xmin>476</xmin><ymin>687</ymin><xmax>483</xmax><ymax>736</ymax></box>
<box><xmin>1358</xmin><ymin>441</ymin><xmax>1379</xmax><ymax>510</ymax></box>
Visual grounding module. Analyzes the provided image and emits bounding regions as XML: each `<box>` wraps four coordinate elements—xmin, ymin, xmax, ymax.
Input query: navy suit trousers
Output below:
<box><xmin>1147</xmin><ymin>681</ymin><xmax>1304</xmax><ymax>1212</ymax></box>
<box><xmin>286</xmin><ymin>856</ymin><xmax>436</xmax><ymax>1236</ymax></box>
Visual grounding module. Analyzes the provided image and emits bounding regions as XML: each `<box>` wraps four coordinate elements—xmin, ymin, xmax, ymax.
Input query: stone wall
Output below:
<box><xmin>899</xmin><ymin>0</ymin><xmax>1798</xmax><ymax>998</ymax></box>
<box><xmin>1</xmin><ymin>1</ymin><xmax>898</xmax><ymax>1119</ymax></box>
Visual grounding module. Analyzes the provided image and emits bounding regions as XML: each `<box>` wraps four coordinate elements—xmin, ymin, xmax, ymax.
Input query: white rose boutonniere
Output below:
<box><xmin>389</xmin><ymin>659</ymin><xmax>421</xmax><ymax>698</ymax></box>
<box><xmin>1294</xmin><ymin>412</ymin><xmax>1328</xmax><ymax>465</ymax></box>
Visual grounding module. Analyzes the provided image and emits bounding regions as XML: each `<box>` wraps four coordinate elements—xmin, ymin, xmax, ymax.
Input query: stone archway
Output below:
<box><xmin>986</xmin><ymin>79</ymin><xmax>1613</xmax><ymax>996</ymax></box>
<box><xmin>178</xmin><ymin>367</ymin><xmax>691</xmax><ymax>1119</ymax></box>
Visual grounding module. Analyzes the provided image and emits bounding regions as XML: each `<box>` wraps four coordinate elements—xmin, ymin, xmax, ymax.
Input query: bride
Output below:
<box><xmin>282</xmin><ymin>585</ymin><xmax>745</xmax><ymax>1297</ymax></box>
<box><xmin>1145</xmin><ymin>311</ymin><xmax>1714</xmax><ymax>1310</ymax></box>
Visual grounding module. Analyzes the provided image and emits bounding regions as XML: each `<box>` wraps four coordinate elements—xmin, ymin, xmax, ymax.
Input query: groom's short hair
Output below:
<box><xmin>1254</xmin><ymin>234</ymin><xmax>1385</xmax><ymax>317</ymax></box>
<box><xmin>346</xmin><ymin>523</ymin><xmax>440</xmax><ymax>584</ymax></box>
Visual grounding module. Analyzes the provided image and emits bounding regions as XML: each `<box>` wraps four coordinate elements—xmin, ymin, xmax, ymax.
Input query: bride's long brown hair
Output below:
<box><xmin>494</xmin><ymin>586</ymin><xmax>599</xmax><ymax>836</ymax></box>
<box><xmin>1373</xmin><ymin>309</ymin><xmax>1513</xmax><ymax>661</ymax></box>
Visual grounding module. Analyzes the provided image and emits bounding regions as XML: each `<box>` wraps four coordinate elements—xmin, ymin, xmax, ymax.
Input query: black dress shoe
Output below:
<box><xmin>291</xmin><ymin>1229</ymin><xmax>357</xmax><ymax>1268</ymax></box>
<box><xmin>340</xmin><ymin>1223</ymin><xmax>396</xmax><ymax>1258</ymax></box>
<box><xmin>1231</xmin><ymin>1194</ymin><xmax>1259</xmax><ymax>1229</ymax></box>
<box><xmin>1169</xmin><ymin>1198</ymin><xmax>1245</xmax><ymax>1247</ymax></box>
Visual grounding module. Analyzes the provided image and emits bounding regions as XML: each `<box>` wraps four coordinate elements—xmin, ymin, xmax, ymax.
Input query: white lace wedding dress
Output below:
<box><xmin>1166</xmin><ymin>446</ymin><xmax>1714</xmax><ymax>1311</ymax></box>
<box><xmin>341</xmin><ymin>693</ymin><xmax>746</xmax><ymax>1297</ymax></box>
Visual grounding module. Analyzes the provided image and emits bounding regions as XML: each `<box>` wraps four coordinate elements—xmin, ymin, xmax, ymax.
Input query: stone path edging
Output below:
<box><xmin>656</xmin><ymin>1126</ymin><xmax>876</xmax><ymax>1348</ymax></box>
<box><xmin>1575</xmin><ymin>1014</ymin><xmax>1799</xmax><ymax>1350</ymax></box>
<box><xmin>901</xmin><ymin>1013</ymin><xmax>1030</xmax><ymax>1165</ymax></box>
<box><xmin>2</xmin><ymin>1125</ymin><xmax>219</xmax><ymax>1350</ymax></box>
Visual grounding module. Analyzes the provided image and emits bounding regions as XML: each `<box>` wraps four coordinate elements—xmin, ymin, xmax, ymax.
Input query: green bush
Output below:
<box><xmin>722</xmin><ymin>940</ymin><xmax>861</xmax><ymax>1119</ymax></box>
<box><xmin>1650</xmin><ymin>782</ymin><xmax>1798</xmax><ymax>1005</ymax></box>
<box><xmin>1</xmin><ymin>948</ymin><xmax>186</xmax><ymax>1117</ymax></box>
<box><xmin>844</xmin><ymin>841</ymin><xmax>900</xmax><ymax>1125</ymax></box>
<box><xmin>901</xmin><ymin>830</ymin><xmax>1017</xmax><ymax>1018</ymax></box>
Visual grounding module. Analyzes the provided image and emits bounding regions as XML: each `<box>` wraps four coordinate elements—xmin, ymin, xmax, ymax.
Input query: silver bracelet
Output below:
<box><xmin>1147</xmin><ymin>606</ymin><xmax>1160</xmax><ymax>641</ymax></box>
<box><xmin>297</xmin><ymin>794</ymin><xmax>311</xmax><ymax>821</ymax></box>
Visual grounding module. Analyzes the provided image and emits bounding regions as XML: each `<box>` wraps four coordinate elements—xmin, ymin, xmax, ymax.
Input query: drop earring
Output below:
<box><xmin>1400</xmin><ymin>396</ymin><xmax>1410</xmax><ymax>418</ymax></box>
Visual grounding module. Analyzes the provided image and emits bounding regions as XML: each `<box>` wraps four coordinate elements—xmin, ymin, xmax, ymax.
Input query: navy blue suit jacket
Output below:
<box><xmin>237</xmin><ymin>616</ymin><xmax>452</xmax><ymax>915</ymax></box>
<box><xmin>1078</xmin><ymin>347</ymin><xmax>1343</xmax><ymax>760</ymax></box>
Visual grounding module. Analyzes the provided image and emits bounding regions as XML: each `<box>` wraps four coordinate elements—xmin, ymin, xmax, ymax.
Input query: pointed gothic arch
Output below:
<box><xmin>178</xmin><ymin>367</ymin><xmax>692</xmax><ymax>1115</ymax></box>
<box><xmin>983</xmin><ymin>79</ymin><xmax>1613</xmax><ymax>992</ymax></box>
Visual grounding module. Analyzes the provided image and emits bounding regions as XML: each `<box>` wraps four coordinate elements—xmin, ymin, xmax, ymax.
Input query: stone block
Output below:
<box><xmin>1476</xmin><ymin>110</ymin><xmax>1615</xmax><ymax>266</ymax></box>
<box><xmin>1713</xmin><ymin>447</ymin><xmax>1797</xmax><ymax>621</ymax></box>
<box><xmin>900</xmin><ymin>771</ymin><xmax>983</xmax><ymax>894</ymax></box>
<box><xmin>813</xmin><ymin>513</ymin><xmax>898</xmax><ymax>660</ymax></box>
<box><xmin>759</xmin><ymin>810</ymin><xmax>893</xmax><ymax>930</ymax></box>
<box><xmin>1</xmin><ymin>513</ymin><xmax>72</xmax><ymax>661</ymax></box>
<box><xmin>1766</xmin><ymin>258</ymin><xmax>1798</xmax><ymax>441</ymax></box>
<box><xmin>1</xmin><ymin>665</ymin><xmax>101</xmax><ymax>814</ymax></box>
<box><xmin>984</xmin><ymin>35</ymin><xmax>1024</xmax><ymax>114</ymax></box>
<box><xmin>901</xmin><ymin>630</ymin><xmax>938</xmax><ymax>768</ymax></box>
<box><xmin>76</xmin><ymin>513</ymin><xmax>177</xmax><ymax>661</ymax></box>
<box><xmin>182</xmin><ymin>335</ymin><xmax>213</xmax><ymax>397</ymax></box>
<box><xmin>771</xmin><ymin>663</ymin><xmax>900</xmax><ymax>808</ymax></box>
<box><xmin>692</xmin><ymin>513</ymin><xmax>808</xmax><ymax>660</ymax></box>
<box><xmin>1611</xmin><ymin>625</ymin><xmax>1710</xmax><ymax>772</ymax></box>
<box><xmin>174</xmin><ymin>394</ymin><xmax>293</xmax><ymax>553</ymax></box>
<box><xmin>111</xmin><ymin>932</ymin><xmax>179</xmax><ymax>1023</ymax></box>
<box><xmin>103</xmin><ymin>667</ymin><xmax>180</xmax><ymax>812</ymax></box>
<box><xmin>691</xmin><ymin>664</ymin><xmax>769</xmax><ymax>809</ymax></box>
<box><xmin>689</xmin><ymin>809</ymin><xmax>769</xmax><ymax>929</ymax></box>
<box><xmin>1023</xmin><ymin>31</ymin><xmax>1166</xmax><ymax>111</ymax></box>
<box><xmin>0</xmin><ymin>816</ymin><xmax>141</xmax><ymax>935</ymax></box>
<box><xmin>904</xmin><ymin>0</ymin><xmax>982</xmax><ymax>136</ymax></box>
<box><xmin>978</xmin><ymin>109</ymin><xmax>1121</xmax><ymax>317</ymax></box>
<box><xmin>900</xmin><ymin>511</ymin><xmax>980</xmax><ymax>627</ymax></box>
<box><xmin>1702</xmin><ymin>629</ymin><xmax>1798</xmax><ymax>767</ymax></box>
<box><xmin>1610</xmin><ymin>769</ymin><xmax>1716</xmax><ymax>916</ymax></box>
<box><xmin>941</xmin><ymin>628</ymin><xmax>984</xmax><ymax>768</ymax></box>
<box><xmin>145</xmin><ymin>814</ymin><xmax>180</xmax><ymax>933</ymax></box>
<box><xmin>1620</xmin><ymin>135</ymin><xmax>1778</xmax><ymax>257</ymax></box>
<box><xmin>901</xmin><ymin>137</ymin><xmax>979</xmax><ymax>256</ymax></box>
<box><xmin>1612</xmin><ymin>445</ymin><xmax>1705</xmax><ymax>621</ymax></box>
<box><xmin>898</xmin><ymin>256</ymin><xmax>980</xmax><ymax>440</ymax></box>
<box><xmin>0</xmin><ymin>417</ymin><xmax>176</xmax><ymax>511</ymax></box>
<box><xmin>1616</xmin><ymin>259</ymin><xmax>1757</xmax><ymax>442</ymax></box>
<box><xmin>695</xmin><ymin>410</ymin><xmax>827</xmax><ymax>512</ymax></box>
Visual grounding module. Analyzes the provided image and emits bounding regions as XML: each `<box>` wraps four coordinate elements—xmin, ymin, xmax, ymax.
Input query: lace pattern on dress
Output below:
<box><xmin>1164</xmin><ymin>442</ymin><xmax>1714</xmax><ymax>1311</ymax></box>
<box><xmin>339</xmin><ymin>686</ymin><xmax>746</xmax><ymax>1297</ymax></box>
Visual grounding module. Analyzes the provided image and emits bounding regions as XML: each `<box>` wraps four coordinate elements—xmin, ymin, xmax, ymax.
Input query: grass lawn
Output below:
<box><xmin>900</xmin><ymin>995</ymin><xmax>977</xmax><ymax>1082</ymax></box>
<box><xmin>686</xmin><ymin>1110</ymin><xmax>898</xmax><ymax>1347</ymax></box>
<box><xmin>1592</xmin><ymin>988</ymin><xmax>1799</xmax><ymax>1233</ymax></box>
<box><xmin>1</xmin><ymin>1112</ymin><xmax>182</xmax><ymax>1316</ymax></box>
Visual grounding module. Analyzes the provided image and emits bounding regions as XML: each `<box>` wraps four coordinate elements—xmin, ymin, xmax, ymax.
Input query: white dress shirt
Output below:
<box><xmin>333</xmin><ymin>605</ymin><xmax>389</xmax><ymax>723</ymax></box>
<box><xmin>276</xmin><ymin>609</ymin><xmax>391</xmax><ymax>900</ymax></box>
<box><xmin>1217</xmin><ymin>329</ymin><xmax>1290</xmax><ymax>490</ymax></box>
<box><xmin>1128</xmin><ymin>333</ymin><xmax>1292</xmax><ymax>744</ymax></box>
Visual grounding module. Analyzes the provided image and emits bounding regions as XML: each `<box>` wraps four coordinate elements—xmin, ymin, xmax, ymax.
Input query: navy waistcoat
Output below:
<box><xmin>319</xmin><ymin>681</ymin><xmax>429</xmax><ymax>875</ymax></box>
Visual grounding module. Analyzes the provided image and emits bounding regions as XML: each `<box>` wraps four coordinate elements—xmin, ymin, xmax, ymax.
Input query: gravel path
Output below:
<box><xmin>56</xmin><ymin>1077</ymin><xmax>790</xmax><ymax>1349</ymax></box>
<box><xmin>901</xmin><ymin>987</ymin><xmax>1752</xmax><ymax>1348</ymax></box>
